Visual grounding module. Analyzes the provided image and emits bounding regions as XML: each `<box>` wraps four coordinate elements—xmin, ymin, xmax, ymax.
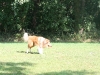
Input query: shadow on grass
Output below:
<box><xmin>0</xmin><ymin>62</ymin><xmax>34</xmax><ymax>75</ymax></box>
<box><xmin>17</xmin><ymin>51</ymin><xmax>39</xmax><ymax>54</ymax></box>
<box><xmin>38</xmin><ymin>70</ymin><xmax>98</xmax><ymax>75</ymax></box>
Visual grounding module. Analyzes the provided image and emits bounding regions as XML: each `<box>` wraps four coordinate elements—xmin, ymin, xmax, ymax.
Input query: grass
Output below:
<box><xmin>0</xmin><ymin>42</ymin><xmax>100</xmax><ymax>75</ymax></box>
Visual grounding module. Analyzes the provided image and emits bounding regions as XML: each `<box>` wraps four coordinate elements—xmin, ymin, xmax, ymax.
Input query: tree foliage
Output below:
<box><xmin>0</xmin><ymin>0</ymin><xmax>100</xmax><ymax>41</ymax></box>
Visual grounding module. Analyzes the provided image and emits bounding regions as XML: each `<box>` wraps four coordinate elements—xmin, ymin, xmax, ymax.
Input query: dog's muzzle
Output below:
<box><xmin>48</xmin><ymin>43</ymin><xmax>52</xmax><ymax>47</ymax></box>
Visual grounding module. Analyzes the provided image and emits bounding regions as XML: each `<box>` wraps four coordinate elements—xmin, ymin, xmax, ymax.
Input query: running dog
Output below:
<box><xmin>23</xmin><ymin>32</ymin><xmax>52</xmax><ymax>54</ymax></box>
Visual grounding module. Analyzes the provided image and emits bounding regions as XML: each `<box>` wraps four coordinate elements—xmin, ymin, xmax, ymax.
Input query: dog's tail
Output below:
<box><xmin>23</xmin><ymin>32</ymin><xmax>28</xmax><ymax>42</ymax></box>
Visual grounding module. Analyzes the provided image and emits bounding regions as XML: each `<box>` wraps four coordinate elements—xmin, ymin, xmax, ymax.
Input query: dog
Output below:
<box><xmin>23</xmin><ymin>32</ymin><xmax>52</xmax><ymax>54</ymax></box>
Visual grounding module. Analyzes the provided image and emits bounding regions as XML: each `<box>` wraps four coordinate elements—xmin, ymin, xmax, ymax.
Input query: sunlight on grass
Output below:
<box><xmin>0</xmin><ymin>43</ymin><xmax>100</xmax><ymax>75</ymax></box>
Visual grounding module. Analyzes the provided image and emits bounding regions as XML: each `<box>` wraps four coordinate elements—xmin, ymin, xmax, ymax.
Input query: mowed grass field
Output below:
<box><xmin>0</xmin><ymin>42</ymin><xmax>100</xmax><ymax>75</ymax></box>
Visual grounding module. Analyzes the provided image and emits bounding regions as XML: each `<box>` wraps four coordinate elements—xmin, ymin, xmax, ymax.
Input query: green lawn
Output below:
<box><xmin>0</xmin><ymin>43</ymin><xmax>100</xmax><ymax>75</ymax></box>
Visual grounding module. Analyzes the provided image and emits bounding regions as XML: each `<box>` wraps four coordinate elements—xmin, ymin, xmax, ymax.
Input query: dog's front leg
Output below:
<box><xmin>38</xmin><ymin>47</ymin><xmax>43</xmax><ymax>54</ymax></box>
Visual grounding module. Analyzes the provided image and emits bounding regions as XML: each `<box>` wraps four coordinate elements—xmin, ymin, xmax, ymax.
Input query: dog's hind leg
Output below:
<box><xmin>26</xmin><ymin>48</ymin><xmax>31</xmax><ymax>53</ymax></box>
<box><xmin>27</xmin><ymin>40</ymin><xmax>33</xmax><ymax>53</ymax></box>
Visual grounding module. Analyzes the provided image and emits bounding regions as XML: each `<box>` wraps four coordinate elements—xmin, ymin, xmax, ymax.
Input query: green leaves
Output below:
<box><xmin>0</xmin><ymin>0</ymin><xmax>100</xmax><ymax>40</ymax></box>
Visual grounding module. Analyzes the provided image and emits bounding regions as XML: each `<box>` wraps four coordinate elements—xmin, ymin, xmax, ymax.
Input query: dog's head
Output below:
<box><xmin>43</xmin><ymin>39</ymin><xmax>52</xmax><ymax>48</ymax></box>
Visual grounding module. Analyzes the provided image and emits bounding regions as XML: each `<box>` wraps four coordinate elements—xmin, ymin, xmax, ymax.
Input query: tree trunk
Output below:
<box><xmin>73</xmin><ymin>0</ymin><xmax>81</xmax><ymax>33</ymax></box>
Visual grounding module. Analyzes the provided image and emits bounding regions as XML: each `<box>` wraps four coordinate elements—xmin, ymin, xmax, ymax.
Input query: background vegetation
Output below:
<box><xmin>0</xmin><ymin>0</ymin><xmax>100</xmax><ymax>42</ymax></box>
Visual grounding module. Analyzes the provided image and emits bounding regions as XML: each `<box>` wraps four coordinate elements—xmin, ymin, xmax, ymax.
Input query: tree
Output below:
<box><xmin>0</xmin><ymin>0</ymin><xmax>100</xmax><ymax>41</ymax></box>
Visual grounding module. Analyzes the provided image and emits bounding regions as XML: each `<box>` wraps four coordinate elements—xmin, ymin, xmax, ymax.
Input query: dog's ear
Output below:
<box><xmin>43</xmin><ymin>39</ymin><xmax>48</xmax><ymax>44</ymax></box>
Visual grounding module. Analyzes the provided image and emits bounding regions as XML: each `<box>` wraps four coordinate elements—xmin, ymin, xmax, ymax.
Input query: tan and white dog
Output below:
<box><xmin>23</xmin><ymin>32</ymin><xmax>52</xmax><ymax>54</ymax></box>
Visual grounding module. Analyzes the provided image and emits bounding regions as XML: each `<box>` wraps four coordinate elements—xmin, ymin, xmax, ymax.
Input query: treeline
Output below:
<box><xmin>0</xmin><ymin>0</ymin><xmax>100</xmax><ymax>41</ymax></box>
